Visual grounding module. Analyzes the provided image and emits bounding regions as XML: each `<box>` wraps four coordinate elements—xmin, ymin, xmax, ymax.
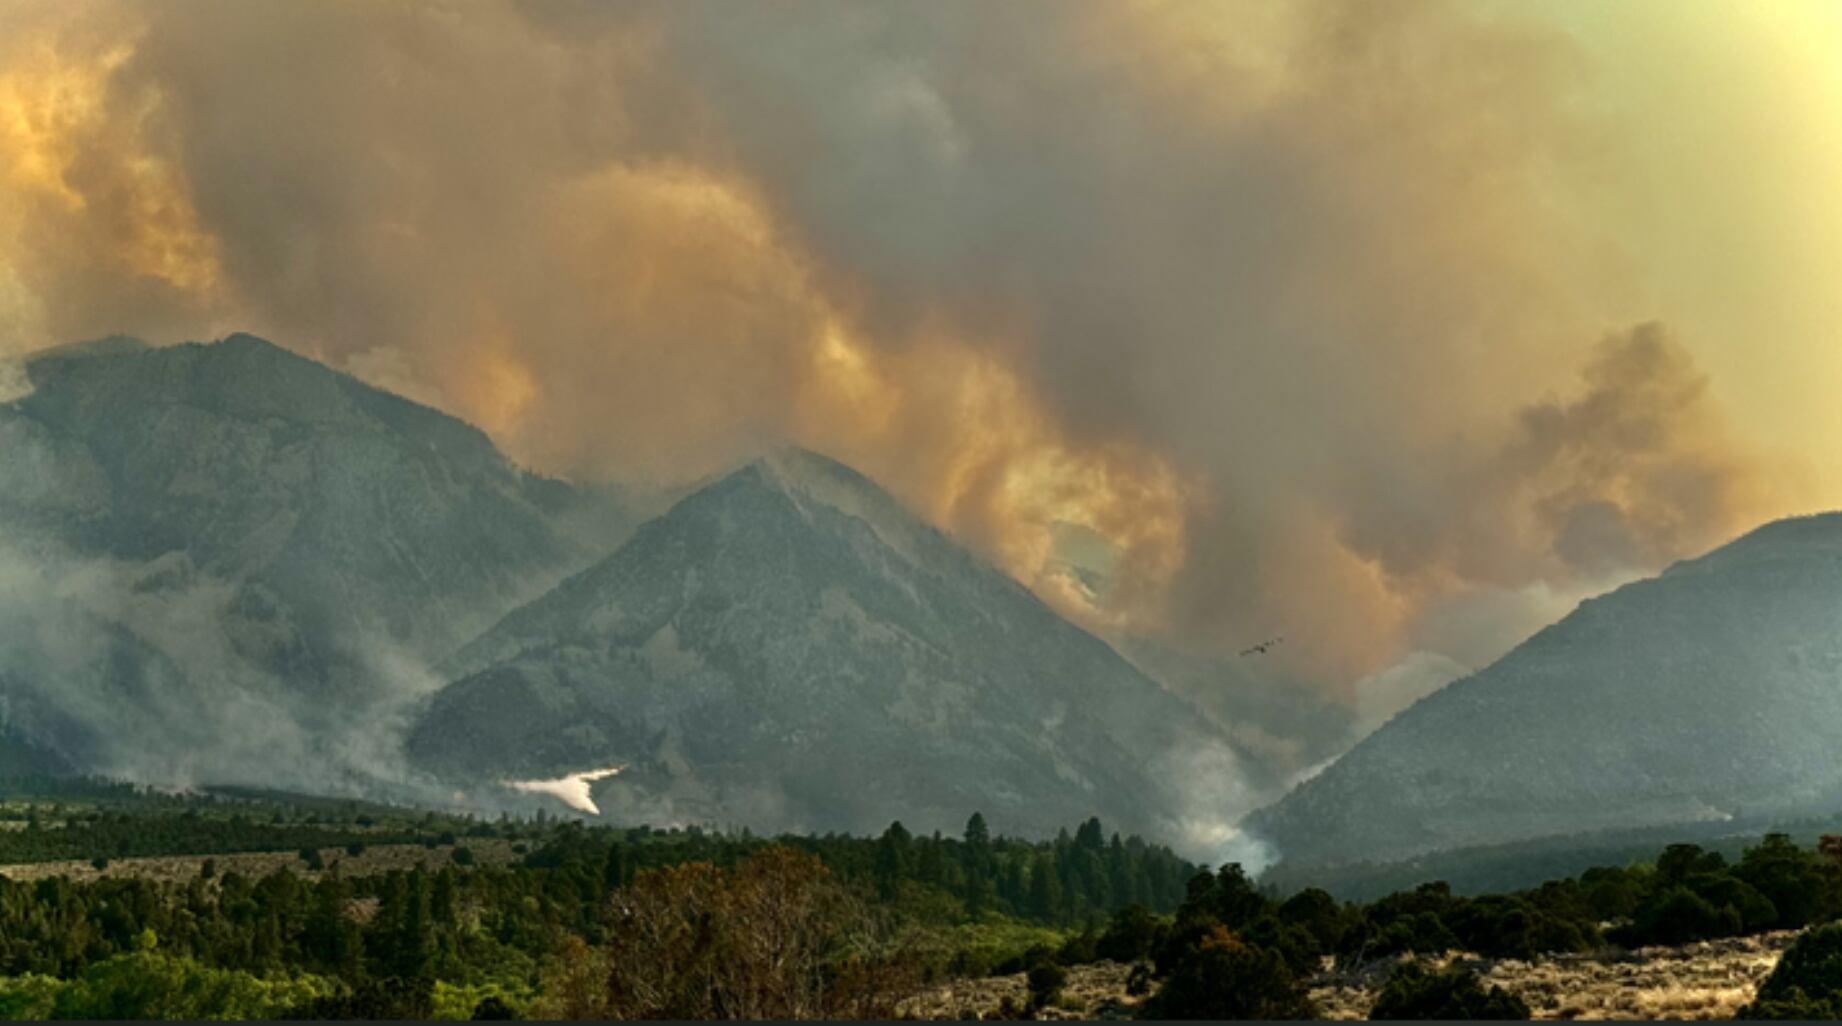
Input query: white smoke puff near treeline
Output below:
<box><xmin>1151</xmin><ymin>732</ymin><xmax>1282</xmax><ymax>873</ymax></box>
<box><xmin>503</xmin><ymin>765</ymin><xmax>626</xmax><ymax>815</ymax></box>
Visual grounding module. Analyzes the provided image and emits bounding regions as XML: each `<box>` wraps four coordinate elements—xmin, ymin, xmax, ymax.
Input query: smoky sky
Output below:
<box><xmin>0</xmin><ymin>0</ymin><xmax>1799</xmax><ymax>708</ymax></box>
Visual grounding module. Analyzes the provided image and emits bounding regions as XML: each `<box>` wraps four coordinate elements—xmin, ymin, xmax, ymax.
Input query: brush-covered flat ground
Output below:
<box><xmin>904</xmin><ymin>933</ymin><xmax>1798</xmax><ymax>1020</ymax></box>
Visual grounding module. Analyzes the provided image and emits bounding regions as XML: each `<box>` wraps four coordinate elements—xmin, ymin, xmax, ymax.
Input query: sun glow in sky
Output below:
<box><xmin>1545</xmin><ymin>1</ymin><xmax>1842</xmax><ymax>502</ymax></box>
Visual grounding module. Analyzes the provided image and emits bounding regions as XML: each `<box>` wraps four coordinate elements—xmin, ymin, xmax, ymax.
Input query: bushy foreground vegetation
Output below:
<box><xmin>1361</xmin><ymin>833</ymin><xmax>1835</xmax><ymax>961</ymax></box>
<box><xmin>1124</xmin><ymin>831</ymin><xmax>1842</xmax><ymax>1020</ymax></box>
<box><xmin>1742</xmin><ymin>921</ymin><xmax>1842</xmax><ymax>1019</ymax></box>
<box><xmin>11</xmin><ymin>777</ymin><xmax>1842</xmax><ymax>1019</ymax></box>
<box><xmin>0</xmin><ymin>780</ymin><xmax>1194</xmax><ymax>1018</ymax></box>
<box><xmin>1367</xmin><ymin>962</ymin><xmax>1530</xmax><ymax>1020</ymax></box>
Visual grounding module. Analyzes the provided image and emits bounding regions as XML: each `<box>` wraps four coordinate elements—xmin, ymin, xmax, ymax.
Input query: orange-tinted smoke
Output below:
<box><xmin>0</xmin><ymin>0</ymin><xmax>1811</xmax><ymax>708</ymax></box>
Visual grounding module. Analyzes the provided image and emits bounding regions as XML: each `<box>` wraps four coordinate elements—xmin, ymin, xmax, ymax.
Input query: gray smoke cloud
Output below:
<box><xmin>0</xmin><ymin>537</ymin><xmax>457</xmax><ymax>799</ymax></box>
<box><xmin>0</xmin><ymin>0</ymin><xmax>1789</xmax><ymax>732</ymax></box>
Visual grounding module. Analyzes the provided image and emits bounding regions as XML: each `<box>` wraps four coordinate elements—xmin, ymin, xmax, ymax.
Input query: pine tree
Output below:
<box><xmin>963</xmin><ymin>813</ymin><xmax>994</xmax><ymax>916</ymax></box>
<box><xmin>917</xmin><ymin>833</ymin><xmax>946</xmax><ymax>886</ymax></box>
<box><xmin>874</xmin><ymin>822</ymin><xmax>913</xmax><ymax>901</ymax></box>
<box><xmin>1030</xmin><ymin>852</ymin><xmax>1064</xmax><ymax>923</ymax></box>
<box><xmin>603</xmin><ymin>843</ymin><xmax>630</xmax><ymax>891</ymax></box>
<box><xmin>392</xmin><ymin>872</ymin><xmax>435</xmax><ymax>982</ymax></box>
<box><xmin>964</xmin><ymin>812</ymin><xmax>991</xmax><ymax>850</ymax></box>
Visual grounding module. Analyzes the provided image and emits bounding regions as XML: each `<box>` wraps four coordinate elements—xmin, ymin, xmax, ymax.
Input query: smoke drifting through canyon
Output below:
<box><xmin>0</xmin><ymin>0</ymin><xmax>1816</xmax><ymax>715</ymax></box>
<box><xmin>0</xmin><ymin>509</ymin><xmax>446</xmax><ymax>802</ymax></box>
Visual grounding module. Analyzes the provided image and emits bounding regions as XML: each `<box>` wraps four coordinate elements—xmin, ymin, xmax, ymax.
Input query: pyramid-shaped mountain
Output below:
<box><xmin>1248</xmin><ymin>512</ymin><xmax>1842</xmax><ymax>873</ymax></box>
<box><xmin>407</xmin><ymin>449</ymin><xmax>1260</xmax><ymax>840</ymax></box>
<box><xmin>0</xmin><ymin>334</ymin><xmax>635</xmax><ymax>787</ymax></box>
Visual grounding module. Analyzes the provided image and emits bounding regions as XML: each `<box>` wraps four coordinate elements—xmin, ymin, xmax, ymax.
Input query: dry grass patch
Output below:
<box><xmin>901</xmin><ymin>961</ymin><xmax>1143</xmax><ymax>1020</ymax></box>
<box><xmin>1310</xmin><ymin>932</ymin><xmax>1798</xmax><ymax>1021</ymax></box>
<box><xmin>0</xmin><ymin>838</ymin><xmax>520</xmax><ymax>884</ymax></box>
<box><xmin>905</xmin><ymin>933</ymin><xmax>1802</xmax><ymax>1021</ymax></box>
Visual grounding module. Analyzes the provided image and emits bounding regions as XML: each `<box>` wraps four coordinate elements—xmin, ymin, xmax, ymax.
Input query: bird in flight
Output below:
<box><xmin>1240</xmin><ymin>636</ymin><xmax>1283</xmax><ymax>657</ymax></box>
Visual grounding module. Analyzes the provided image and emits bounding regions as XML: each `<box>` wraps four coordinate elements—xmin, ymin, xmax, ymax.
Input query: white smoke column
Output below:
<box><xmin>503</xmin><ymin>764</ymin><xmax>625</xmax><ymax>814</ymax></box>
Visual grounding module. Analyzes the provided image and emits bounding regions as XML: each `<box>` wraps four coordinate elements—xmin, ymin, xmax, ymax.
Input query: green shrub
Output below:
<box><xmin>1619</xmin><ymin>886</ymin><xmax>1743</xmax><ymax>947</ymax></box>
<box><xmin>471</xmin><ymin>995</ymin><xmax>516</xmax><ymax>1020</ymax></box>
<box><xmin>285</xmin><ymin>975</ymin><xmax>433</xmax><ymax>1019</ymax></box>
<box><xmin>1125</xmin><ymin>962</ymin><xmax>1152</xmax><ymax>997</ymax></box>
<box><xmin>1741</xmin><ymin>922</ymin><xmax>1842</xmax><ymax>1019</ymax></box>
<box><xmin>1026</xmin><ymin>960</ymin><xmax>1067</xmax><ymax>1010</ymax></box>
<box><xmin>1370</xmin><ymin>911</ymin><xmax>1461</xmax><ymax>957</ymax></box>
<box><xmin>1744</xmin><ymin>988</ymin><xmax>1842</xmax><ymax>1020</ymax></box>
<box><xmin>37</xmin><ymin>952</ymin><xmax>336</xmax><ymax>1020</ymax></box>
<box><xmin>1098</xmin><ymin>905</ymin><xmax>1162</xmax><ymax>964</ymax></box>
<box><xmin>1056</xmin><ymin>926</ymin><xmax>1098</xmax><ymax>965</ymax></box>
<box><xmin>1139</xmin><ymin>926</ymin><xmax>1316</xmax><ymax>1020</ymax></box>
<box><xmin>1242</xmin><ymin>913</ymin><xmax>1323</xmax><ymax>976</ymax></box>
<box><xmin>1369</xmin><ymin>961</ymin><xmax>1529</xmax><ymax>1020</ymax></box>
<box><xmin>1278</xmin><ymin>887</ymin><xmax>1349</xmax><ymax>953</ymax></box>
<box><xmin>1448</xmin><ymin>896</ymin><xmax>1591</xmax><ymax>961</ymax></box>
<box><xmin>433</xmin><ymin>980</ymin><xmax>535</xmax><ymax>1020</ymax></box>
<box><xmin>0</xmin><ymin>974</ymin><xmax>62</xmax><ymax>1019</ymax></box>
<box><xmin>993</xmin><ymin>941</ymin><xmax>1059</xmax><ymax>976</ymax></box>
<box><xmin>1737</xmin><ymin>833</ymin><xmax>1842</xmax><ymax>930</ymax></box>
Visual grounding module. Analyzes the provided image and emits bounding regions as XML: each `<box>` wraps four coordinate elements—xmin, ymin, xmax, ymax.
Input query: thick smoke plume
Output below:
<box><xmin>0</xmin><ymin>0</ymin><xmax>1805</xmax><ymax>725</ymax></box>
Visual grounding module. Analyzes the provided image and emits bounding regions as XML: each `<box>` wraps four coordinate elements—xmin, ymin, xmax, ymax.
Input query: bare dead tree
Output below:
<box><xmin>545</xmin><ymin>846</ymin><xmax>925</xmax><ymax>1020</ymax></box>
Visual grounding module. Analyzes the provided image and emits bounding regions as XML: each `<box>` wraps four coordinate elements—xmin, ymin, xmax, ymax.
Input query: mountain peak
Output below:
<box><xmin>214</xmin><ymin>331</ymin><xmax>299</xmax><ymax>359</ymax></box>
<box><xmin>17</xmin><ymin>331</ymin><xmax>520</xmax><ymax>468</ymax></box>
<box><xmin>410</xmin><ymin>447</ymin><xmax>1245</xmax><ymax>842</ymax></box>
<box><xmin>725</xmin><ymin>446</ymin><xmax>935</xmax><ymax>565</ymax></box>
<box><xmin>751</xmin><ymin>445</ymin><xmax>865</xmax><ymax>489</ymax></box>
<box><xmin>739</xmin><ymin>446</ymin><xmax>892</xmax><ymax>509</ymax></box>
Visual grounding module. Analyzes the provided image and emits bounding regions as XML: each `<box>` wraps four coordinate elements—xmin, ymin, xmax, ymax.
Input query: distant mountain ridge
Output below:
<box><xmin>408</xmin><ymin>448</ymin><xmax>1266</xmax><ymax>841</ymax></box>
<box><xmin>1248</xmin><ymin>512</ymin><xmax>1842</xmax><ymax>872</ymax></box>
